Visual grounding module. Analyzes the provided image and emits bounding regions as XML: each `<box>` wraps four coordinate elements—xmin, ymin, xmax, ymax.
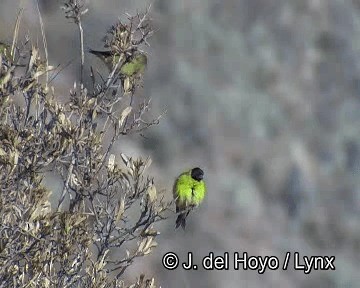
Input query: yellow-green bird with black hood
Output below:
<box><xmin>173</xmin><ymin>167</ymin><xmax>206</xmax><ymax>229</ymax></box>
<box><xmin>88</xmin><ymin>49</ymin><xmax>147</xmax><ymax>76</ymax></box>
<box><xmin>89</xmin><ymin>49</ymin><xmax>147</xmax><ymax>92</ymax></box>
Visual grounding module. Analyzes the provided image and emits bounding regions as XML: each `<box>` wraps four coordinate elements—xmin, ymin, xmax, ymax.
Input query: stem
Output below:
<box><xmin>78</xmin><ymin>20</ymin><xmax>84</xmax><ymax>90</ymax></box>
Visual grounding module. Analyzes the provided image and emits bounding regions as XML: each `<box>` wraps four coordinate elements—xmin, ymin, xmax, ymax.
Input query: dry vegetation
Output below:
<box><xmin>0</xmin><ymin>1</ymin><xmax>168</xmax><ymax>287</ymax></box>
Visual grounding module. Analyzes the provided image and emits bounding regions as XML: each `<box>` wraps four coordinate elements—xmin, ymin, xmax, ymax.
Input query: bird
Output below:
<box><xmin>173</xmin><ymin>167</ymin><xmax>206</xmax><ymax>229</ymax></box>
<box><xmin>88</xmin><ymin>49</ymin><xmax>147</xmax><ymax>92</ymax></box>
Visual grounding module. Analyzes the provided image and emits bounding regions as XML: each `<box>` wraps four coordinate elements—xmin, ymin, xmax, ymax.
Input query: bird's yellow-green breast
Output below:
<box><xmin>120</xmin><ymin>53</ymin><xmax>147</xmax><ymax>77</ymax></box>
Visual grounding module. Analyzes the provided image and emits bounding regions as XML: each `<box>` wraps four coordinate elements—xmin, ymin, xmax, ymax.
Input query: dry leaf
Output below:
<box><xmin>115</xmin><ymin>197</ymin><xmax>125</xmax><ymax>223</ymax></box>
<box><xmin>107</xmin><ymin>154</ymin><xmax>115</xmax><ymax>172</ymax></box>
<box><xmin>123</xmin><ymin>77</ymin><xmax>131</xmax><ymax>93</ymax></box>
<box><xmin>120</xmin><ymin>153</ymin><xmax>129</xmax><ymax>166</ymax></box>
<box><xmin>119</xmin><ymin>106</ymin><xmax>132</xmax><ymax>127</ymax></box>
<box><xmin>146</xmin><ymin>180</ymin><xmax>157</xmax><ymax>204</ymax></box>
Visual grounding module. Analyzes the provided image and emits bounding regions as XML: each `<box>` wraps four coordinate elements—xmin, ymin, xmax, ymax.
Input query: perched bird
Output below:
<box><xmin>89</xmin><ymin>49</ymin><xmax>147</xmax><ymax>92</ymax></box>
<box><xmin>173</xmin><ymin>167</ymin><xmax>206</xmax><ymax>229</ymax></box>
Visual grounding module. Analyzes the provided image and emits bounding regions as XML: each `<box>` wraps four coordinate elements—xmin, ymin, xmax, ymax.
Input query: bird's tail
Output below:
<box><xmin>175</xmin><ymin>212</ymin><xmax>186</xmax><ymax>229</ymax></box>
<box><xmin>88</xmin><ymin>48</ymin><xmax>112</xmax><ymax>58</ymax></box>
<box><xmin>175</xmin><ymin>208</ymin><xmax>191</xmax><ymax>230</ymax></box>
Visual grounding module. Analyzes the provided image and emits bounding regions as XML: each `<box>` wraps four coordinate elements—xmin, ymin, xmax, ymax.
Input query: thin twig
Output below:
<box><xmin>78</xmin><ymin>20</ymin><xmax>85</xmax><ymax>90</ymax></box>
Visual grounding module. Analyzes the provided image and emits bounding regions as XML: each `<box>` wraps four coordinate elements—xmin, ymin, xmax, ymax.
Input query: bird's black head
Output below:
<box><xmin>191</xmin><ymin>167</ymin><xmax>204</xmax><ymax>181</ymax></box>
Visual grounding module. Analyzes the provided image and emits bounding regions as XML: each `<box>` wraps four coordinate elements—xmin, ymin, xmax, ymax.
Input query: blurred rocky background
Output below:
<box><xmin>1</xmin><ymin>0</ymin><xmax>360</xmax><ymax>287</ymax></box>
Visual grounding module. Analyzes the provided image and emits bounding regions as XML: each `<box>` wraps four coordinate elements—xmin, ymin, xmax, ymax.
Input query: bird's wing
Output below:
<box><xmin>174</xmin><ymin>173</ymin><xmax>193</xmax><ymax>209</ymax></box>
<box><xmin>191</xmin><ymin>181</ymin><xmax>206</xmax><ymax>206</ymax></box>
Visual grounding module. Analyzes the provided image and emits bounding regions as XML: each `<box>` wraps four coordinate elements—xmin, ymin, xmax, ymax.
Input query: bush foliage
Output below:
<box><xmin>0</xmin><ymin>2</ymin><xmax>168</xmax><ymax>287</ymax></box>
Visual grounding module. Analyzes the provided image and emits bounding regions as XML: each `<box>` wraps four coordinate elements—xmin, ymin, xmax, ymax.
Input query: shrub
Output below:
<box><xmin>0</xmin><ymin>2</ymin><xmax>168</xmax><ymax>287</ymax></box>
